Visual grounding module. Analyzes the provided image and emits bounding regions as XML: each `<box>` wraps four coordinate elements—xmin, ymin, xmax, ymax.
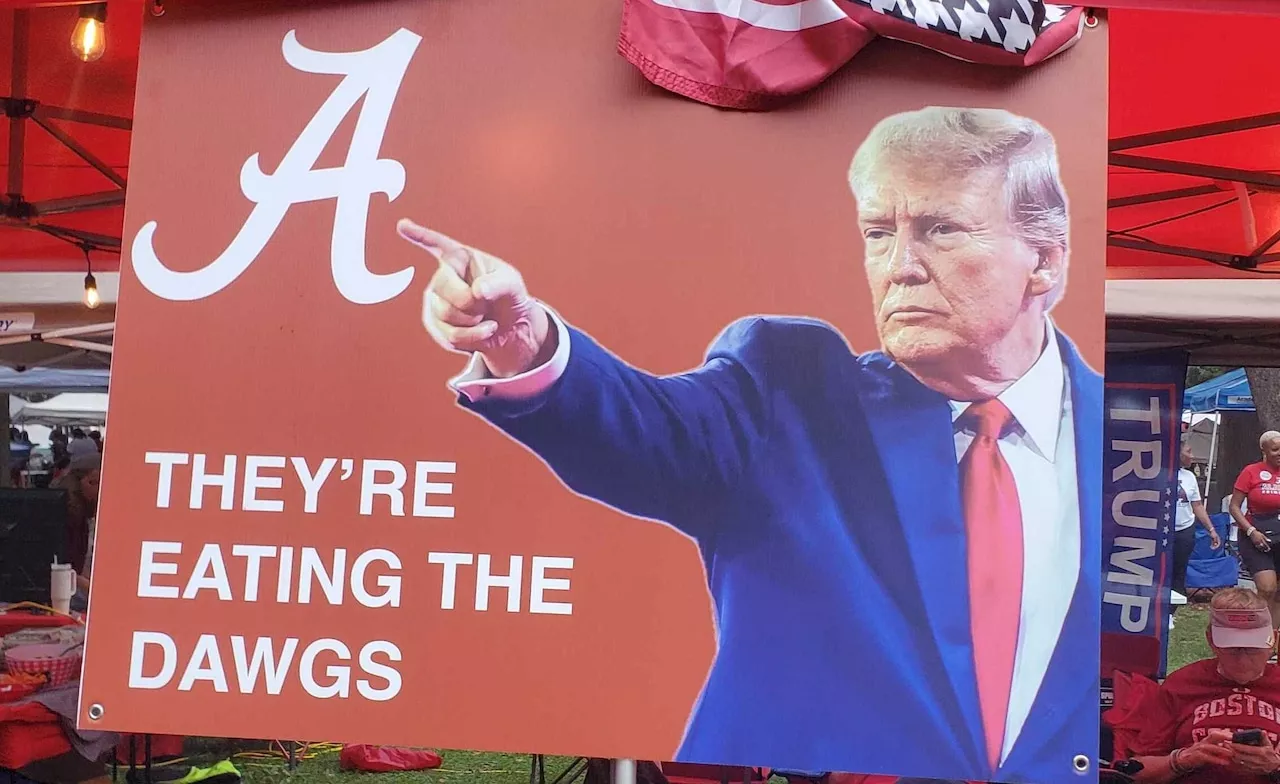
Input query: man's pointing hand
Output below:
<box><xmin>397</xmin><ymin>219</ymin><xmax>553</xmax><ymax>379</ymax></box>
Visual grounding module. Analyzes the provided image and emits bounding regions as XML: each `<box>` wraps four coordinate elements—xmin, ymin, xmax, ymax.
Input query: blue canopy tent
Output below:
<box><xmin>1184</xmin><ymin>369</ymin><xmax>1254</xmax><ymax>414</ymax></box>
<box><xmin>0</xmin><ymin>366</ymin><xmax>109</xmax><ymax>394</ymax></box>
<box><xmin>1183</xmin><ymin>369</ymin><xmax>1256</xmax><ymax>517</ymax></box>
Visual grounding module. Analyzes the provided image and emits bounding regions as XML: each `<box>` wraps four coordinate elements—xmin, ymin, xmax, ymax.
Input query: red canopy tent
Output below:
<box><xmin>1</xmin><ymin>0</ymin><xmax>134</xmax><ymax>272</ymax></box>
<box><xmin>1105</xmin><ymin>7</ymin><xmax>1280</xmax><ymax>363</ymax></box>
<box><xmin>0</xmin><ymin>0</ymin><xmax>135</xmax><ymax>367</ymax></box>
<box><xmin>2</xmin><ymin>0</ymin><xmax>1279</xmax><ymax>365</ymax></box>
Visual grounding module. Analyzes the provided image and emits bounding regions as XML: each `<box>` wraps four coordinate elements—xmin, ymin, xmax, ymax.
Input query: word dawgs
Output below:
<box><xmin>129</xmin><ymin>632</ymin><xmax>402</xmax><ymax>702</ymax></box>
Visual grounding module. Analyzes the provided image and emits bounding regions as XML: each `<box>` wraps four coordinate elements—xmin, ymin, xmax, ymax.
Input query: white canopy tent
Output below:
<box><xmin>1181</xmin><ymin>413</ymin><xmax>1220</xmax><ymax>465</ymax></box>
<box><xmin>0</xmin><ymin>272</ymin><xmax>117</xmax><ymax>370</ymax></box>
<box><xmin>10</xmin><ymin>392</ymin><xmax>108</xmax><ymax>427</ymax></box>
<box><xmin>1106</xmin><ymin>277</ymin><xmax>1280</xmax><ymax>366</ymax></box>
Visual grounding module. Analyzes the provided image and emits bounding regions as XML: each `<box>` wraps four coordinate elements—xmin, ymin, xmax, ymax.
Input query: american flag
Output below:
<box><xmin>617</xmin><ymin>0</ymin><xmax>1086</xmax><ymax>109</ymax></box>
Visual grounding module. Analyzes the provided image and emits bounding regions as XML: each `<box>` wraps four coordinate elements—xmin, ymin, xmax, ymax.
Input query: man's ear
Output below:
<box><xmin>1028</xmin><ymin>245</ymin><xmax>1065</xmax><ymax>299</ymax></box>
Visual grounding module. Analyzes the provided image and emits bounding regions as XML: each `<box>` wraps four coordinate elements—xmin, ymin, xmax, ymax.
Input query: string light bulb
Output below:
<box><xmin>83</xmin><ymin>248</ymin><xmax>100</xmax><ymax>309</ymax></box>
<box><xmin>71</xmin><ymin>3</ymin><xmax>108</xmax><ymax>63</ymax></box>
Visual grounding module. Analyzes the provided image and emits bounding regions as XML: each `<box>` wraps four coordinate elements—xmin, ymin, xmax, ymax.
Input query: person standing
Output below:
<box><xmin>1174</xmin><ymin>437</ymin><xmax>1221</xmax><ymax>604</ymax></box>
<box><xmin>1230</xmin><ymin>431</ymin><xmax>1280</xmax><ymax>642</ymax></box>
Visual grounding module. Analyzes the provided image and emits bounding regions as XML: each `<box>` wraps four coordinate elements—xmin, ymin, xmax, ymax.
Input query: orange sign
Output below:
<box><xmin>82</xmin><ymin>2</ymin><xmax>1108</xmax><ymax>781</ymax></box>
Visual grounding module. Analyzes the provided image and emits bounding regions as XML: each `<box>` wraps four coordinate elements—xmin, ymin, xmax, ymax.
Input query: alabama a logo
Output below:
<box><xmin>132</xmin><ymin>29</ymin><xmax>421</xmax><ymax>306</ymax></box>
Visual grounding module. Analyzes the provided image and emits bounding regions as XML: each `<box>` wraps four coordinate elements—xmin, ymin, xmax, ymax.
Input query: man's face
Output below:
<box><xmin>83</xmin><ymin>469</ymin><xmax>101</xmax><ymax>505</ymax></box>
<box><xmin>1213</xmin><ymin>643</ymin><xmax>1272</xmax><ymax>684</ymax></box>
<box><xmin>1181</xmin><ymin>442</ymin><xmax>1194</xmax><ymax>468</ymax></box>
<box><xmin>854</xmin><ymin>155</ymin><xmax>1052</xmax><ymax>369</ymax></box>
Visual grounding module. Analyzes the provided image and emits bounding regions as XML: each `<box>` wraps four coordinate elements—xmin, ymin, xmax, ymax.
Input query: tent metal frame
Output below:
<box><xmin>0</xmin><ymin>322</ymin><xmax>115</xmax><ymax>366</ymax></box>
<box><xmin>1</xmin><ymin>8</ymin><xmax>129</xmax><ymax>257</ymax></box>
<box><xmin>1108</xmin><ymin>111</ymin><xmax>1280</xmax><ymax>270</ymax></box>
<box><xmin>1108</xmin><ymin>317</ymin><xmax>1280</xmax><ymax>355</ymax></box>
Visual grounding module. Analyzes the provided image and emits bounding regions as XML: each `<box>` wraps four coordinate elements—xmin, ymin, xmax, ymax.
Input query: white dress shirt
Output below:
<box><xmin>948</xmin><ymin>321</ymin><xmax>1079</xmax><ymax>763</ymax></box>
<box><xmin>453</xmin><ymin>313</ymin><xmax>1080</xmax><ymax>764</ymax></box>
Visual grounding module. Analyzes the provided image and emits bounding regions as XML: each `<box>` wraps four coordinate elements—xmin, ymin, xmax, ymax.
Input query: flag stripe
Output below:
<box><xmin>649</xmin><ymin>0</ymin><xmax>849</xmax><ymax>32</ymax></box>
<box><xmin>619</xmin><ymin>0</ymin><xmax>1088</xmax><ymax>110</ymax></box>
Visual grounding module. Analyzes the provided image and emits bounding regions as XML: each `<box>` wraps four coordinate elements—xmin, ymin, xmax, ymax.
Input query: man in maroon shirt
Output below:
<box><xmin>1130</xmin><ymin>588</ymin><xmax>1280</xmax><ymax>783</ymax></box>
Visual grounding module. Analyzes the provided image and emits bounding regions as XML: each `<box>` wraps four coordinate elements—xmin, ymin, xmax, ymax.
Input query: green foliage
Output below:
<box><xmin>1186</xmin><ymin>366</ymin><xmax>1229</xmax><ymax>389</ymax></box>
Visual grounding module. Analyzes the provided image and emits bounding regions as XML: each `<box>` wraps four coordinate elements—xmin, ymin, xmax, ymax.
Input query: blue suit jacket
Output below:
<box><xmin>461</xmin><ymin>316</ymin><xmax>1101</xmax><ymax>784</ymax></box>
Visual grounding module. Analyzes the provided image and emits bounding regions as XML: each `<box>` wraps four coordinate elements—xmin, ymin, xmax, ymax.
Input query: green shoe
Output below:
<box><xmin>175</xmin><ymin>760</ymin><xmax>242</xmax><ymax>784</ymax></box>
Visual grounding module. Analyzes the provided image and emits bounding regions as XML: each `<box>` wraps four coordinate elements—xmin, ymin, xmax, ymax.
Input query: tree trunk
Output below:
<box><xmin>1206</xmin><ymin>369</ymin><xmax>1280</xmax><ymax>511</ymax></box>
<box><xmin>1209</xmin><ymin>410</ymin><xmax>1263</xmax><ymax>511</ymax></box>
<box><xmin>1247</xmin><ymin>367</ymin><xmax>1280</xmax><ymax>432</ymax></box>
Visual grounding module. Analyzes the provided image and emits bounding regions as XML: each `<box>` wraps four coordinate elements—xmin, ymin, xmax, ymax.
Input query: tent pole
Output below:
<box><xmin>1206</xmin><ymin>414</ymin><xmax>1221</xmax><ymax>505</ymax></box>
<box><xmin>0</xmin><ymin>394</ymin><xmax>10</xmax><ymax>489</ymax></box>
<box><xmin>612</xmin><ymin>759</ymin><xmax>635</xmax><ymax>784</ymax></box>
<box><xmin>7</xmin><ymin>10</ymin><xmax>28</xmax><ymax>197</ymax></box>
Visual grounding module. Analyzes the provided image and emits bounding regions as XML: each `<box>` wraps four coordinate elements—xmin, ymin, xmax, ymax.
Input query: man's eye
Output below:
<box><xmin>864</xmin><ymin>228</ymin><xmax>893</xmax><ymax>241</ymax></box>
<box><xmin>930</xmin><ymin>223</ymin><xmax>961</xmax><ymax>236</ymax></box>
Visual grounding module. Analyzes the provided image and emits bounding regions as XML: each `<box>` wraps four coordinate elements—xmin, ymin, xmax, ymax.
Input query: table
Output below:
<box><xmin>0</xmin><ymin>611</ymin><xmax>80</xmax><ymax>769</ymax></box>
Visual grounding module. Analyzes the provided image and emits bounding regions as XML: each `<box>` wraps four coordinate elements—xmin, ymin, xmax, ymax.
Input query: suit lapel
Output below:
<box><xmin>1000</xmin><ymin>335</ymin><xmax>1103</xmax><ymax>777</ymax></box>
<box><xmin>854</xmin><ymin>356</ymin><xmax>985</xmax><ymax>772</ymax></box>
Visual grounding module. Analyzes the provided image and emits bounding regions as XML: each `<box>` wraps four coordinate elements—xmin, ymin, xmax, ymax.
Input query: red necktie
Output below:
<box><xmin>959</xmin><ymin>399</ymin><xmax>1024</xmax><ymax>770</ymax></box>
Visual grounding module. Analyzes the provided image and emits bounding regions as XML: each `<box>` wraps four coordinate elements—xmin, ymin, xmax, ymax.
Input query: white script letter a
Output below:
<box><xmin>132</xmin><ymin>28</ymin><xmax>422</xmax><ymax>305</ymax></box>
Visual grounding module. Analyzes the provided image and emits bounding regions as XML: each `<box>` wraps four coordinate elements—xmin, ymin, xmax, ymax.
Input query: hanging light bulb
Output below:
<box><xmin>83</xmin><ymin>248</ymin><xmax>101</xmax><ymax>309</ymax></box>
<box><xmin>71</xmin><ymin>3</ymin><xmax>108</xmax><ymax>63</ymax></box>
<box><xmin>84</xmin><ymin>274</ymin><xmax>100</xmax><ymax>308</ymax></box>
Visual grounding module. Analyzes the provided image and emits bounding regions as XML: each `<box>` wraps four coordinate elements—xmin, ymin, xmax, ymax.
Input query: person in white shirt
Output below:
<box><xmin>1174</xmin><ymin>437</ymin><xmax>1221</xmax><ymax>601</ymax></box>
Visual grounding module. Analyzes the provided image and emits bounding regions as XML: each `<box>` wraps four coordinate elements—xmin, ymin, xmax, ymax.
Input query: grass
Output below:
<box><xmin>1168</xmin><ymin>602</ymin><xmax>1213</xmax><ymax>672</ymax></box>
<box><xmin>133</xmin><ymin>608</ymin><xmax>1224</xmax><ymax>783</ymax></box>
<box><xmin>147</xmin><ymin>741</ymin><xmax>573</xmax><ymax>784</ymax></box>
<box><xmin>234</xmin><ymin>749</ymin><xmax>571</xmax><ymax>784</ymax></box>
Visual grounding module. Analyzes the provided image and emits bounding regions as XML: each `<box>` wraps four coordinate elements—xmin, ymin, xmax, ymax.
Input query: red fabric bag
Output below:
<box><xmin>1102</xmin><ymin>670</ymin><xmax>1162</xmax><ymax>760</ymax></box>
<box><xmin>338</xmin><ymin>745</ymin><xmax>443</xmax><ymax>772</ymax></box>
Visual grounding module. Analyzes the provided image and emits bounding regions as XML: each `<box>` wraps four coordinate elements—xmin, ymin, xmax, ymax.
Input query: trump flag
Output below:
<box><xmin>1102</xmin><ymin>352</ymin><xmax>1190</xmax><ymax>681</ymax></box>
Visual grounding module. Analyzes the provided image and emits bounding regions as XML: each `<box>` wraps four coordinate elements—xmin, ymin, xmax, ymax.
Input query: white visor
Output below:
<box><xmin>1211</xmin><ymin>608</ymin><xmax>1275</xmax><ymax>649</ymax></box>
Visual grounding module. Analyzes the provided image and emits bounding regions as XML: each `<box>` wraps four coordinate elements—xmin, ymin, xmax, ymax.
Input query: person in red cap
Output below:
<box><xmin>1128</xmin><ymin>588</ymin><xmax>1280</xmax><ymax>783</ymax></box>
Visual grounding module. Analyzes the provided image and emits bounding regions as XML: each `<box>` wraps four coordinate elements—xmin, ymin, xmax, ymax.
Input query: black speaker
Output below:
<box><xmin>0</xmin><ymin>488</ymin><xmax>69</xmax><ymax>605</ymax></box>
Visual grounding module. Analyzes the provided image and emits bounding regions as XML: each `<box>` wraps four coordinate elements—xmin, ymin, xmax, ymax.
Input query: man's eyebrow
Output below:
<box><xmin>911</xmin><ymin>207</ymin><xmax>976</xmax><ymax>226</ymax></box>
<box><xmin>855</xmin><ymin>203</ymin><xmax>893</xmax><ymax>222</ymax></box>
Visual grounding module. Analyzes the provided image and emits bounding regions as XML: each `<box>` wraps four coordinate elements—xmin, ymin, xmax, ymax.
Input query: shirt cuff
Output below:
<box><xmin>450</xmin><ymin>306</ymin><xmax>570</xmax><ymax>403</ymax></box>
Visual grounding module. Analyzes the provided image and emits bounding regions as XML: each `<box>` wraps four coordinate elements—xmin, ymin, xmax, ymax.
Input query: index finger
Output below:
<box><xmin>397</xmin><ymin>219</ymin><xmax>471</xmax><ymax>275</ymax></box>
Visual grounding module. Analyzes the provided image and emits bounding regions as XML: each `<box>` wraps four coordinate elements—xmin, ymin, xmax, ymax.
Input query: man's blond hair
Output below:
<box><xmin>1212</xmin><ymin>587</ymin><xmax>1269</xmax><ymax>612</ymax></box>
<box><xmin>848</xmin><ymin>106</ymin><xmax>1069</xmax><ymax>308</ymax></box>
